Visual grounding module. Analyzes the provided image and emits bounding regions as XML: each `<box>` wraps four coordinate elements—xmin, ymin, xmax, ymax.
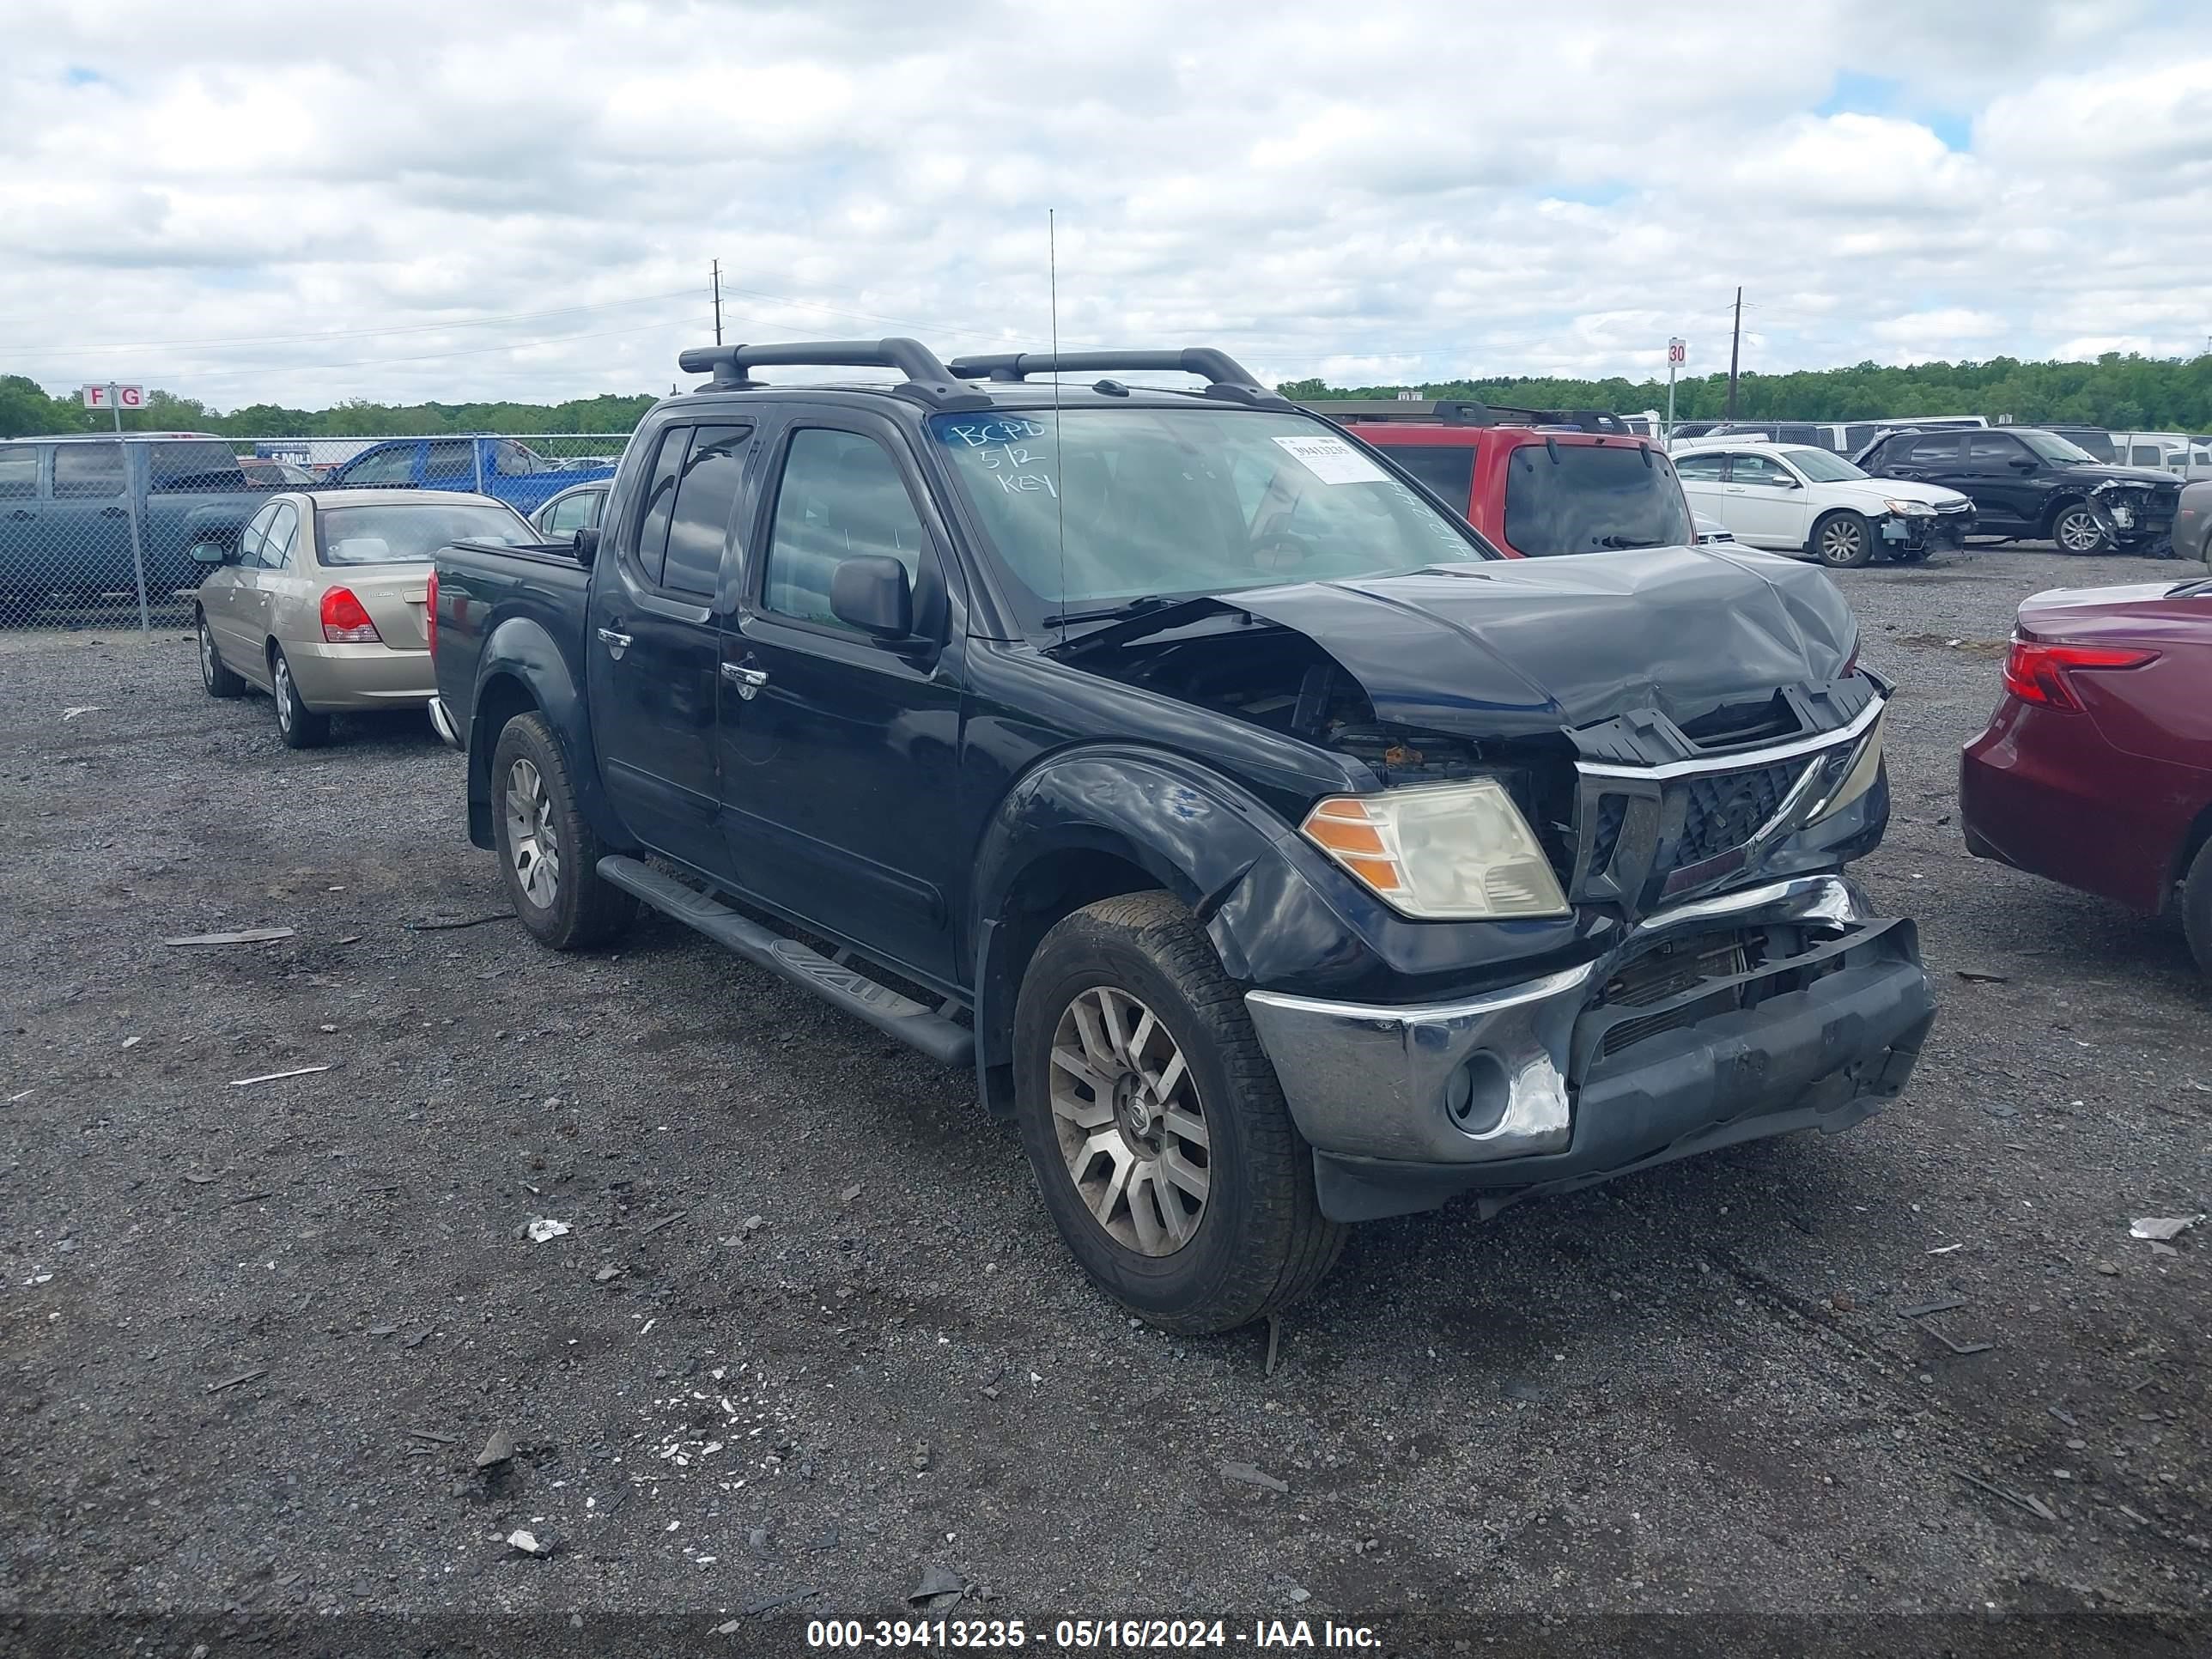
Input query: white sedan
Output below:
<box><xmin>1672</xmin><ymin>441</ymin><xmax>1977</xmax><ymax>568</ymax></box>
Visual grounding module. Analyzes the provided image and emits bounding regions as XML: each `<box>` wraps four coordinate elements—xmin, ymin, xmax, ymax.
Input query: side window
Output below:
<box><xmin>426</xmin><ymin>441</ymin><xmax>475</xmax><ymax>483</ymax></box>
<box><xmin>149</xmin><ymin>441</ymin><xmax>246</xmax><ymax>492</ymax></box>
<box><xmin>1968</xmin><ymin>433</ymin><xmax>2025</xmax><ymax>462</ymax></box>
<box><xmin>1730</xmin><ymin>453</ymin><xmax>1789</xmax><ymax>487</ymax></box>
<box><xmin>1380</xmin><ymin>444</ymin><xmax>1477</xmax><ymax>509</ymax></box>
<box><xmin>1672</xmin><ymin>453</ymin><xmax>1727</xmax><ymax>482</ymax></box>
<box><xmin>54</xmin><ymin>442</ymin><xmax>125</xmax><ymax>499</ymax></box>
<box><xmin>343</xmin><ymin>445</ymin><xmax>417</xmax><ymax>486</ymax></box>
<box><xmin>1844</xmin><ymin>424</ymin><xmax>1877</xmax><ymax>454</ymax></box>
<box><xmin>631</xmin><ymin>427</ymin><xmax>690</xmax><ymax>585</ymax></box>
<box><xmin>1903</xmin><ymin>433</ymin><xmax>1964</xmax><ymax>465</ymax></box>
<box><xmin>2131</xmin><ymin>445</ymin><xmax>2166</xmax><ymax>468</ymax></box>
<box><xmin>762</xmin><ymin>428</ymin><xmax>928</xmax><ymax>629</ymax></box>
<box><xmin>659</xmin><ymin>426</ymin><xmax>752</xmax><ymax>599</ymax></box>
<box><xmin>542</xmin><ymin>491</ymin><xmax>593</xmax><ymax>537</ymax></box>
<box><xmin>494</xmin><ymin>441</ymin><xmax>538</xmax><ymax>477</ymax></box>
<box><xmin>238</xmin><ymin>504</ymin><xmax>276</xmax><ymax>566</ymax></box>
<box><xmin>0</xmin><ymin>444</ymin><xmax>36</xmax><ymax>500</ymax></box>
<box><xmin>254</xmin><ymin>503</ymin><xmax>300</xmax><ymax>568</ymax></box>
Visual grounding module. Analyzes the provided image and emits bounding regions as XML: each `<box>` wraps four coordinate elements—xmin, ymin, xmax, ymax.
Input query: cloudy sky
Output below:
<box><xmin>3</xmin><ymin>0</ymin><xmax>2208</xmax><ymax>411</ymax></box>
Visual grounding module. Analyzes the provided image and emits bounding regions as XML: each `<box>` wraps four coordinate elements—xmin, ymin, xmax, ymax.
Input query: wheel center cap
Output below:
<box><xmin>1112</xmin><ymin>1070</ymin><xmax>1159</xmax><ymax>1150</ymax></box>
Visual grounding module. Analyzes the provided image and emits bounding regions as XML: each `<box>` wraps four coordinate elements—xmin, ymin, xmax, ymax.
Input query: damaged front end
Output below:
<box><xmin>1879</xmin><ymin>499</ymin><xmax>1976</xmax><ymax>556</ymax></box>
<box><xmin>2090</xmin><ymin>477</ymin><xmax>2182</xmax><ymax>552</ymax></box>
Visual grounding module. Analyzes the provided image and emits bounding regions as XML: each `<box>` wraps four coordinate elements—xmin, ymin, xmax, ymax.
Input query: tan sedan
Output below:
<box><xmin>189</xmin><ymin>489</ymin><xmax>534</xmax><ymax>747</ymax></box>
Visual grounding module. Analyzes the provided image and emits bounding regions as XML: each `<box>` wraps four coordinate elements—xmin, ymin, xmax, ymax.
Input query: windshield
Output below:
<box><xmin>317</xmin><ymin>501</ymin><xmax>533</xmax><ymax>565</ymax></box>
<box><xmin>2017</xmin><ymin>429</ymin><xmax>2099</xmax><ymax>465</ymax></box>
<box><xmin>1501</xmin><ymin>441</ymin><xmax>1695</xmax><ymax>556</ymax></box>
<box><xmin>930</xmin><ymin>408</ymin><xmax>1483</xmax><ymax>619</ymax></box>
<box><xmin>1780</xmin><ymin>447</ymin><xmax>1868</xmax><ymax>483</ymax></box>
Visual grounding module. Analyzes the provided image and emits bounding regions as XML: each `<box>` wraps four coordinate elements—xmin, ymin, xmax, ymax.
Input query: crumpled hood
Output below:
<box><xmin>2068</xmin><ymin>465</ymin><xmax>2177</xmax><ymax>490</ymax></box>
<box><xmin>1856</xmin><ymin>478</ymin><xmax>1972</xmax><ymax>510</ymax></box>
<box><xmin>1224</xmin><ymin>546</ymin><xmax>1859</xmax><ymax>738</ymax></box>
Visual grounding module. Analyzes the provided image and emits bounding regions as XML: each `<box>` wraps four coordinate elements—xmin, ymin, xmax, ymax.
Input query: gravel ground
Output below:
<box><xmin>1</xmin><ymin>542</ymin><xmax>2207</xmax><ymax>1656</ymax></box>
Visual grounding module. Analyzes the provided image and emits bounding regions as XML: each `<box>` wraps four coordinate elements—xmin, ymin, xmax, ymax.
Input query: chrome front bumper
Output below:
<box><xmin>1244</xmin><ymin>873</ymin><xmax>1900</xmax><ymax>1170</ymax></box>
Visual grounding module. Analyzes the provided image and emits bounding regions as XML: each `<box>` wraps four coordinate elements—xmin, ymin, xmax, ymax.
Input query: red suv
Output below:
<box><xmin>1316</xmin><ymin>400</ymin><xmax>1698</xmax><ymax>558</ymax></box>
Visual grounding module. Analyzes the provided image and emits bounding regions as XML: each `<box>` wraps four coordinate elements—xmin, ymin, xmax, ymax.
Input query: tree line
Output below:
<box><xmin>6</xmin><ymin>349</ymin><xmax>2211</xmax><ymax>441</ymax></box>
<box><xmin>1279</xmin><ymin>350</ymin><xmax>2212</xmax><ymax>432</ymax></box>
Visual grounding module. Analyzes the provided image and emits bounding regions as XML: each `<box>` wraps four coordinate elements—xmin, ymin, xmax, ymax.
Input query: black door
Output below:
<box><xmin>717</xmin><ymin>419</ymin><xmax>966</xmax><ymax>985</ymax></box>
<box><xmin>1869</xmin><ymin>429</ymin><xmax>1971</xmax><ymax>501</ymax></box>
<box><xmin>1954</xmin><ymin>431</ymin><xmax>2044</xmax><ymax>532</ymax></box>
<box><xmin>585</xmin><ymin>421</ymin><xmax>755</xmax><ymax>878</ymax></box>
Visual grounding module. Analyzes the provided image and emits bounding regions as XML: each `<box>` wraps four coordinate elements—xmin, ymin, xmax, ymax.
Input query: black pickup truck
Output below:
<box><xmin>429</xmin><ymin>339</ymin><xmax>1935</xmax><ymax>1333</ymax></box>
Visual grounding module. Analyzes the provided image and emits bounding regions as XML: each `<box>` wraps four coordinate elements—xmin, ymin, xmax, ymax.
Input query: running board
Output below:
<box><xmin>597</xmin><ymin>856</ymin><xmax>974</xmax><ymax>1067</ymax></box>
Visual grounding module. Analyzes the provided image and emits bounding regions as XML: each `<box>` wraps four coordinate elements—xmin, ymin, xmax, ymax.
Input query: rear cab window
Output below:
<box><xmin>149</xmin><ymin>441</ymin><xmax>249</xmax><ymax>492</ymax></box>
<box><xmin>1501</xmin><ymin>441</ymin><xmax>1694</xmax><ymax>556</ymax></box>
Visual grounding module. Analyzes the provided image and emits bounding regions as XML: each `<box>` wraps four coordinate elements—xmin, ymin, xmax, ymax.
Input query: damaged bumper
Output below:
<box><xmin>1245</xmin><ymin>874</ymin><xmax>1935</xmax><ymax>1223</ymax></box>
<box><xmin>1879</xmin><ymin>501</ymin><xmax>1975</xmax><ymax>554</ymax></box>
<box><xmin>2091</xmin><ymin>479</ymin><xmax>2180</xmax><ymax>550</ymax></box>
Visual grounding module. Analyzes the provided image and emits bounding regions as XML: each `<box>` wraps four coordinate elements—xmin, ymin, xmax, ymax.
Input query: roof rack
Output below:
<box><xmin>945</xmin><ymin>349</ymin><xmax>1290</xmax><ymax>409</ymax></box>
<box><xmin>674</xmin><ymin>337</ymin><xmax>990</xmax><ymax>410</ymax></box>
<box><xmin>1304</xmin><ymin>399</ymin><xmax>1636</xmax><ymax>435</ymax></box>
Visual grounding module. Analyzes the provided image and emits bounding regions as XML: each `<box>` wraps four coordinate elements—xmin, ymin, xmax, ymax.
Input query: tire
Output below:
<box><xmin>269</xmin><ymin>645</ymin><xmax>331</xmax><ymax>748</ymax></box>
<box><xmin>1811</xmin><ymin>510</ymin><xmax>1875</xmax><ymax>569</ymax></box>
<box><xmin>197</xmin><ymin>611</ymin><xmax>246</xmax><ymax>698</ymax></box>
<box><xmin>2051</xmin><ymin>503</ymin><xmax>2108</xmax><ymax>556</ymax></box>
<box><xmin>2183</xmin><ymin>838</ymin><xmax>2212</xmax><ymax>981</ymax></box>
<box><xmin>489</xmin><ymin>711</ymin><xmax>635</xmax><ymax>951</ymax></box>
<box><xmin>1012</xmin><ymin>890</ymin><xmax>1345</xmax><ymax>1334</ymax></box>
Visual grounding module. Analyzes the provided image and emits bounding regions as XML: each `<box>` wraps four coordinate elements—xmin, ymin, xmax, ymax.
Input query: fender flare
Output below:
<box><xmin>465</xmin><ymin>615</ymin><xmax>626</xmax><ymax>851</ymax></box>
<box><xmin>967</xmin><ymin>745</ymin><xmax>1314</xmax><ymax>1101</ymax></box>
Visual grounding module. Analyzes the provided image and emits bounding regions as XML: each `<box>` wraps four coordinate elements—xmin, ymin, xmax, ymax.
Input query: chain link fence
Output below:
<box><xmin>0</xmin><ymin>434</ymin><xmax>627</xmax><ymax>632</ymax></box>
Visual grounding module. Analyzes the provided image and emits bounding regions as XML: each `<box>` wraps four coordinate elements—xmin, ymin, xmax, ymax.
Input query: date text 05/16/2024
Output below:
<box><xmin>804</xmin><ymin>1619</ymin><xmax>1383</xmax><ymax>1650</ymax></box>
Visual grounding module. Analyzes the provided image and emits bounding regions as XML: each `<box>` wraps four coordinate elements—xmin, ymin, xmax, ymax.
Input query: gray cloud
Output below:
<box><xmin>1</xmin><ymin>0</ymin><xmax>2207</xmax><ymax>410</ymax></box>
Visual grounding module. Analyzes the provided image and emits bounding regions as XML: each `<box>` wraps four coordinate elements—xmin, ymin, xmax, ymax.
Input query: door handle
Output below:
<box><xmin>596</xmin><ymin>627</ymin><xmax>633</xmax><ymax>648</ymax></box>
<box><xmin>720</xmin><ymin>661</ymin><xmax>769</xmax><ymax>700</ymax></box>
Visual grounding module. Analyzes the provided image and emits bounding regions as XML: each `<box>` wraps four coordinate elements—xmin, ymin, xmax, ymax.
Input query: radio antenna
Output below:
<box><xmin>1049</xmin><ymin>208</ymin><xmax>1066</xmax><ymax>645</ymax></box>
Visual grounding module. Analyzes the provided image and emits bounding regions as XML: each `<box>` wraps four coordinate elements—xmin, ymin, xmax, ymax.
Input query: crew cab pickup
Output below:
<box><xmin>429</xmin><ymin>339</ymin><xmax>1935</xmax><ymax>1333</ymax></box>
<box><xmin>325</xmin><ymin>435</ymin><xmax>616</xmax><ymax>514</ymax></box>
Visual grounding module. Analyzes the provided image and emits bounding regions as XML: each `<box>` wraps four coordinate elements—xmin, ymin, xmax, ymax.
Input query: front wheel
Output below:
<box><xmin>198</xmin><ymin>612</ymin><xmax>246</xmax><ymax>698</ymax></box>
<box><xmin>1012</xmin><ymin>890</ymin><xmax>1344</xmax><ymax>1334</ymax></box>
<box><xmin>489</xmin><ymin>712</ymin><xmax>635</xmax><ymax>951</ymax></box>
<box><xmin>270</xmin><ymin>646</ymin><xmax>331</xmax><ymax>747</ymax></box>
<box><xmin>2051</xmin><ymin>504</ymin><xmax>2109</xmax><ymax>555</ymax></box>
<box><xmin>1812</xmin><ymin>510</ymin><xmax>1875</xmax><ymax>568</ymax></box>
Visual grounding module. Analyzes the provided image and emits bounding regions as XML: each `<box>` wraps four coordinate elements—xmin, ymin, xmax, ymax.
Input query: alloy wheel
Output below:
<box><xmin>1819</xmin><ymin>520</ymin><xmax>1864</xmax><ymax>565</ymax></box>
<box><xmin>199</xmin><ymin>623</ymin><xmax>217</xmax><ymax>688</ymax></box>
<box><xmin>1048</xmin><ymin>985</ymin><xmax>1212</xmax><ymax>1256</ymax></box>
<box><xmin>503</xmin><ymin>757</ymin><xmax>561</xmax><ymax>908</ymax></box>
<box><xmin>2056</xmin><ymin>509</ymin><xmax>2104</xmax><ymax>554</ymax></box>
<box><xmin>273</xmin><ymin>657</ymin><xmax>293</xmax><ymax>732</ymax></box>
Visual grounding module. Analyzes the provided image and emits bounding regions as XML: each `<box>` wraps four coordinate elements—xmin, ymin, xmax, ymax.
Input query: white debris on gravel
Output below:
<box><xmin>2130</xmin><ymin>1215</ymin><xmax>2203</xmax><ymax>1242</ymax></box>
<box><xmin>526</xmin><ymin>1218</ymin><xmax>571</xmax><ymax>1243</ymax></box>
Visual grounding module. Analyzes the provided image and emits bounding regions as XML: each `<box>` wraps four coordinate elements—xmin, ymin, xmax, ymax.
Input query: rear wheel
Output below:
<box><xmin>2183</xmin><ymin>839</ymin><xmax>2212</xmax><ymax>981</ymax></box>
<box><xmin>270</xmin><ymin>646</ymin><xmax>331</xmax><ymax>748</ymax></box>
<box><xmin>198</xmin><ymin>611</ymin><xmax>246</xmax><ymax>698</ymax></box>
<box><xmin>1012</xmin><ymin>890</ymin><xmax>1344</xmax><ymax>1334</ymax></box>
<box><xmin>490</xmin><ymin>712</ymin><xmax>635</xmax><ymax>951</ymax></box>
<box><xmin>1811</xmin><ymin>510</ymin><xmax>1875</xmax><ymax>568</ymax></box>
<box><xmin>2051</xmin><ymin>504</ymin><xmax>2108</xmax><ymax>555</ymax></box>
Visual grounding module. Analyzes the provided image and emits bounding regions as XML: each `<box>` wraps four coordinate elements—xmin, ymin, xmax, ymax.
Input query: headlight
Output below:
<box><xmin>1805</xmin><ymin>710</ymin><xmax>1885</xmax><ymax>825</ymax></box>
<box><xmin>1883</xmin><ymin>498</ymin><xmax>1933</xmax><ymax>517</ymax></box>
<box><xmin>1301</xmin><ymin>778</ymin><xmax>1568</xmax><ymax>920</ymax></box>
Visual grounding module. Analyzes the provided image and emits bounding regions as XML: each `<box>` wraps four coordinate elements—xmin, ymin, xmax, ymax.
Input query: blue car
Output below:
<box><xmin>323</xmin><ymin>436</ymin><xmax>616</xmax><ymax>514</ymax></box>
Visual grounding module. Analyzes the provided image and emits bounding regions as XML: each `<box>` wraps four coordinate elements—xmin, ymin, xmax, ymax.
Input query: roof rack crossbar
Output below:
<box><xmin>945</xmin><ymin>349</ymin><xmax>1290</xmax><ymax>408</ymax></box>
<box><xmin>674</xmin><ymin>337</ymin><xmax>990</xmax><ymax>410</ymax></box>
<box><xmin>1300</xmin><ymin>398</ymin><xmax>1634</xmax><ymax>435</ymax></box>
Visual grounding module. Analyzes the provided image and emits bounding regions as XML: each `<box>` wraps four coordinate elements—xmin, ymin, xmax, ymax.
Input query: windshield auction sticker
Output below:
<box><xmin>1271</xmin><ymin>433</ymin><xmax>1389</xmax><ymax>484</ymax></box>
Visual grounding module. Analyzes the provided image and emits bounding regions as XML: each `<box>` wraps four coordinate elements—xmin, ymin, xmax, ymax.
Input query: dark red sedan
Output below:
<box><xmin>1961</xmin><ymin>575</ymin><xmax>2212</xmax><ymax>975</ymax></box>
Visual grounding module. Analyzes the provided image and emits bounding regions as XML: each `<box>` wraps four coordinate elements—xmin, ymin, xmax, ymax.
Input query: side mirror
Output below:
<box><xmin>572</xmin><ymin>526</ymin><xmax>600</xmax><ymax>565</ymax></box>
<box><xmin>830</xmin><ymin>554</ymin><xmax>914</xmax><ymax>638</ymax></box>
<box><xmin>189</xmin><ymin>541</ymin><xmax>228</xmax><ymax>565</ymax></box>
<box><xmin>2010</xmin><ymin>458</ymin><xmax>2038</xmax><ymax>472</ymax></box>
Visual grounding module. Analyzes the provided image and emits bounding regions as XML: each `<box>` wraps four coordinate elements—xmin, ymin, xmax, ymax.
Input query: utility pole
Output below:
<box><xmin>1725</xmin><ymin>287</ymin><xmax>1742</xmax><ymax>419</ymax></box>
<box><xmin>712</xmin><ymin>260</ymin><xmax>723</xmax><ymax>346</ymax></box>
